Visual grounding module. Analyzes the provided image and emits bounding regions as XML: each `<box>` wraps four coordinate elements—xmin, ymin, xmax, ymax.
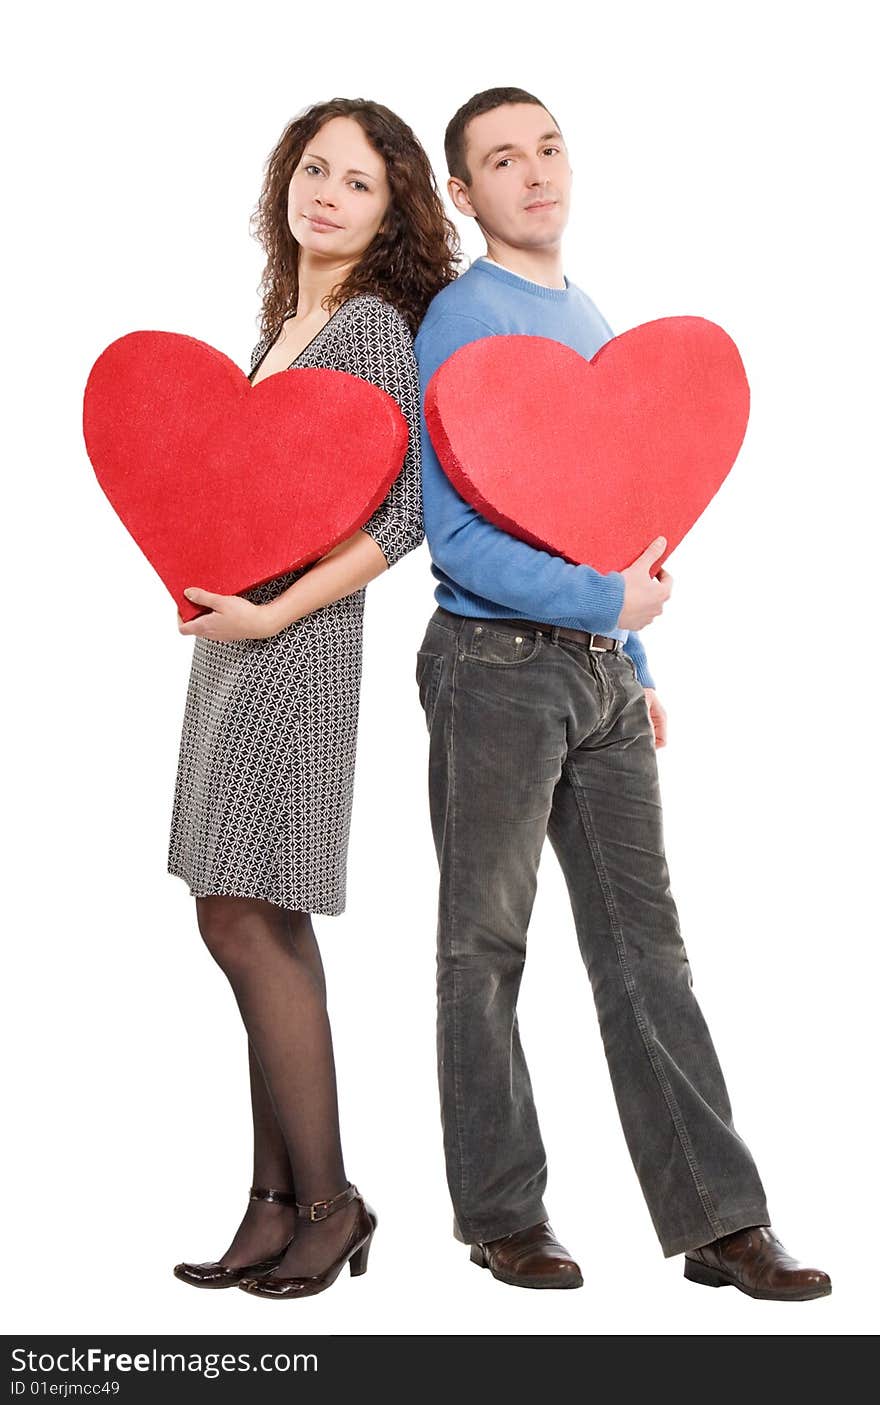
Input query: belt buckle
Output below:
<box><xmin>588</xmin><ymin>635</ymin><xmax>620</xmax><ymax>653</ymax></box>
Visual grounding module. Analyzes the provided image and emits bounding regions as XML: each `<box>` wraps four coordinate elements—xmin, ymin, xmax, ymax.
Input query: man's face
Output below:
<box><xmin>450</xmin><ymin>103</ymin><xmax>571</xmax><ymax>251</ymax></box>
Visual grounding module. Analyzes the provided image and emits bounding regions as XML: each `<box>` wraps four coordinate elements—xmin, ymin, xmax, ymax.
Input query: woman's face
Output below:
<box><xmin>288</xmin><ymin>115</ymin><xmax>391</xmax><ymax>266</ymax></box>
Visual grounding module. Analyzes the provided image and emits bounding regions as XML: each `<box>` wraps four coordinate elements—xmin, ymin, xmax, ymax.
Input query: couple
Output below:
<box><xmin>168</xmin><ymin>87</ymin><xmax>830</xmax><ymax>1303</ymax></box>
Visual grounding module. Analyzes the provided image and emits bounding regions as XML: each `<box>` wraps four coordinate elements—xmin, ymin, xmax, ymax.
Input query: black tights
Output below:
<box><xmin>194</xmin><ymin>894</ymin><xmax>350</xmax><ymax>1268</ymax></box>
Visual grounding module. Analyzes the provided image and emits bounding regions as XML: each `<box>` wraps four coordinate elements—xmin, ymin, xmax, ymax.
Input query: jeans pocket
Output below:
<box><xmin>460</xmin><ymin>623</ymin><xmax>542</xmax><ymax>668</ymax></box>
<box><xmin>415</xmin><ymin>651</ymin><xmax>444</xmax><ymax>731</ymax></box>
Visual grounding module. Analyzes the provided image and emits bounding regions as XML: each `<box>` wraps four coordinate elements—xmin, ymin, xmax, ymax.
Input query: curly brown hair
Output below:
<box><xmin>251</xmin><ymin>97</ymin><xmax>461</xmax><ymax>341</ymax></box>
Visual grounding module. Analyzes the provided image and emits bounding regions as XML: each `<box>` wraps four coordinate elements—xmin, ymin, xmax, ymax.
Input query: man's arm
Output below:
<box><xmin>622</xmin><ymin>629</ymin><xmax>656</xmax><ymax>690</ymax></box>
<box><xmin>415</xmin><ymin>313</ymin><xmax>627</xmax><ymax>635</ymax></box>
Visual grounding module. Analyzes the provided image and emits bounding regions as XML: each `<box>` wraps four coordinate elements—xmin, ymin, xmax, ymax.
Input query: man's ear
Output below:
<box><xmin>447</xmin><ymin>175</ymin><xmax>475</xmax><ymax>219</ymax></box>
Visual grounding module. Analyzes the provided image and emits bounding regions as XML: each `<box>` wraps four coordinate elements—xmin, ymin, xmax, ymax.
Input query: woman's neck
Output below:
<box><xmin>295</xmin><ymin>252</ymin><xmax>358</xmax><ymax>318</ymax></box>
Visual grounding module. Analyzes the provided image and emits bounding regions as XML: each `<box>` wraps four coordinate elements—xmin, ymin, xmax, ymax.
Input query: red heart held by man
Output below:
<box><xmin>83</xmin><ymin>331</ymin><xmax>409</xmax><ymax>621</ymax></box>
<box><xmin>424</xmin><ymin>317</ymin><xmax>749</xmax><ymax>574</ymax></box>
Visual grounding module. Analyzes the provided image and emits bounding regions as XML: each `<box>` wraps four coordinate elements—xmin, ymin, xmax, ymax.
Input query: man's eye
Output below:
<box><xmin>496</xmin><ymin>158</ymin><xmax>512</xmax><ymax>169</ymax></box>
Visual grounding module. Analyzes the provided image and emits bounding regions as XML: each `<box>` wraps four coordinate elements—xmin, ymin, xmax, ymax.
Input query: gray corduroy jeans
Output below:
<box><xmin>415</xmin><ymin>605</ymin><xmax>770</xmax><ymax>1256</ymax></box>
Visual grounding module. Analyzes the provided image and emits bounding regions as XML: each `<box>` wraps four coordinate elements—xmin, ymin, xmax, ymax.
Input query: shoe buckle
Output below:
<box><xmin>309</xmin><ymin>1199</ymin><xmax>331</xmax><ymax>1222</ymax></box>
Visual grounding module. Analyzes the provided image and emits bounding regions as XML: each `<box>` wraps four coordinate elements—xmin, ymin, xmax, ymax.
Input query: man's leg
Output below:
<box><xmin>546</xmin><ymin>645</ymin><xmax>771</xmax><ymax>1257</ymax></box>
<box><xmin>416</xmin><ymin>611</ymin><xmax>566</xmax><ymax>1244</ymax></box>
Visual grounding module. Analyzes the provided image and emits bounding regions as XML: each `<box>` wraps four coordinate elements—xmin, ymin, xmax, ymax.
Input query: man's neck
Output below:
<box><xmin>481</xmin><ymin>243</ymin><xmax>566</xmax><ymax>290</ymax></box>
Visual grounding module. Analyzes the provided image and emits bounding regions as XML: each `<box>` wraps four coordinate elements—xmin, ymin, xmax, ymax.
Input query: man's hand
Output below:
<box><xmin>642</xmin><ymin>686</ymin><xmax>667</xmax><ymax>748</ymax></box>
<box><xmin>619</xmin><ymin>537</ymin><xmax>673</xmax><ymax>630</ymax></box>
<box><xmin>176</xmin><ymin>587</ymin><xmax>278</xmax><ymax>641</ymax></box>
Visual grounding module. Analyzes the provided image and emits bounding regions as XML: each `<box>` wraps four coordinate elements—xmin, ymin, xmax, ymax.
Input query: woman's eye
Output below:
<box><xmin>352</xmin><ymin>180</ymin><xmax>368</xmax><ymax>192</ymax></box>
<box><xmin>305</xmin><ymin>164</ymin><xmax>322</xmax><ymax>175</ymax></box>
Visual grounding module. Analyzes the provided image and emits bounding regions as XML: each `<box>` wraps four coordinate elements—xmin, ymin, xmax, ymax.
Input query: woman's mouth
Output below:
<box><xmin>305</xmin><ymin>213</ymin><xmax>342</xmax><ymax>230</ymax></box>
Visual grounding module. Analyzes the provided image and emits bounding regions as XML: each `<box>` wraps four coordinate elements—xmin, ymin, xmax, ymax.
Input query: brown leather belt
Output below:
<box><xmin>438</xmin><ymin>607</ymin><xmax>622</xmax><ymax>653</ymax></box>
<box><xmin>498</xmin><ymin>618</ymin><xmax>622</xmax><ymax>651</ymax></box>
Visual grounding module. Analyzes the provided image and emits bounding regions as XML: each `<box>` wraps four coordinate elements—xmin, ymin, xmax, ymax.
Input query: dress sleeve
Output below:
<box><xmin>341</xmin><ymin>298</ymin><xmax>425</xmax><ymax>570</ymax></box>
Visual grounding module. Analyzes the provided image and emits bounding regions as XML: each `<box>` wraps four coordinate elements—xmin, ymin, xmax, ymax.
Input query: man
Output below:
<box><xmin>413</xmin><ymin>87</ymin><xmax>830</xmax><ymax>1301</ymax></box>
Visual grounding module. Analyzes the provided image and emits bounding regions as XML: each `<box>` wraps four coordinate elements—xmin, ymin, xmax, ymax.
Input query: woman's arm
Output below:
<box><xmin>351</xmin><ymin>299</ymin><xmax>425</xmax><ymax>569</ymax></box>
<box><xmin>179</xmin><ymin>529</ymin><xmax>388</xmax><ymax>640</ymax></box>
<box><xmin>179</xmin><ymin>299</ymin><xmax>424</xmax><ymax>642</ymax></box>
<box><xmin>265</xmin><ymin>527</ymin><xmax>388</xmax><ymax>629</ymax></box>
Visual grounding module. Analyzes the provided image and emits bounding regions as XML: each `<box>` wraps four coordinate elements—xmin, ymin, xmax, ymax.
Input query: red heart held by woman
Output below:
<box><xmin>424</xmin><ymin>317</ymin><xmax>749</xmax><ymax>573</ymax></box>
<box><xmin>83</xmin><ymin>331</ymin><xmax>409</xmax><ymax>621</ymax></box>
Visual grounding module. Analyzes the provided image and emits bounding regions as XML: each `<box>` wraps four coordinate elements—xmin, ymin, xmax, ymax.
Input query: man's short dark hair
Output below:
<box><xmin>444</xmin><ymin>87</ymin><xmax>561</xmax><ymax>186</ymax></box>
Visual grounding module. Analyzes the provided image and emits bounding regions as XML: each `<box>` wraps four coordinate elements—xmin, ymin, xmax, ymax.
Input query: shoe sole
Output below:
<box><xmin>237</xmin><ymin>1258</ymin><xmax>368</xmax><ymax>1299</ymax></box>
<box><xmin>173</xmin><ymin>1272</ymin><xmax>273</xmax><ymax>1289</ymax></box>
<box><xmin>684</xmin><ymin>1256</ymin><xmax>832</xmax><ymax>1301</ymax></box>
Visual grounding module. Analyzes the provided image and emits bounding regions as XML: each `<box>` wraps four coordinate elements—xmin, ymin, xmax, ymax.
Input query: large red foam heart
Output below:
<box><xmin>83</xmin><ymin>331</ymin><xmax>409</xmax><ymax>621</ymax></box>
<box><xmin>424</xmin><ymin>317</ymin><xmax>749</xmax><ymax>574</ymax></box>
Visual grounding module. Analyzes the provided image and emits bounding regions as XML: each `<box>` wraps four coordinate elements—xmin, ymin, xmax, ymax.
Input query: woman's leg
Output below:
<box><xmin>195</xmin><ymin>894</ymin><xmax>360</xmax><ymax>1274</ymax></box>
<box><xmin>248</xmin><ymin>1037</ymin><xmax>295</xmax><ymax>1188</ymax></box>
<box><xmin>206</xmin><ymin>1042</ymin><xmax>297</xmax><ymax>1268</ymax></box>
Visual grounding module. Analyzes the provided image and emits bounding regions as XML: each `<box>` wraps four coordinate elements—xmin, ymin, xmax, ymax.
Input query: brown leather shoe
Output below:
<box><xmin>684</xmin><ymin>1225</ymin><xmax>831</xmax><ymax>1301</ymax></box>
<box><xmin>470</xmin><ymin>1221</ymin><xmax>583</xmax><ymax>1289</ymax></box>
<box><xmin>173</xmin><ymin>1186</ymin><xmax>297</xmax><ymax>1289</ymax></box>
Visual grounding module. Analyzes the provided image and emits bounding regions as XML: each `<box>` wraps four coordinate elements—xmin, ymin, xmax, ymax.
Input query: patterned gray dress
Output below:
<box><xmin>167</xmin><ymin>294</ymin><xmax>424</xmax><ymax>915</ymax></box>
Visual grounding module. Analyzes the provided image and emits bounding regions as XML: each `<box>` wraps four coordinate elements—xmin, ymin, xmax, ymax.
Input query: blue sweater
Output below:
<box><xmin>413</xmin><ymin>255</ymin><xmax>656</xmax><ymax>689</ymax></box>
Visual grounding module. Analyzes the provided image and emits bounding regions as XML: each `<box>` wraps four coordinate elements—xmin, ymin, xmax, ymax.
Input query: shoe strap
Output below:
<box><xmin>294</xmin><ymin>1182</ymin><xmax>359</xmax><ymax>1222</ymax></box>
<box><xmin>249</xmin><ymin>1185</ymin><xmax>298</xmax><ymax>1207</ymax></box>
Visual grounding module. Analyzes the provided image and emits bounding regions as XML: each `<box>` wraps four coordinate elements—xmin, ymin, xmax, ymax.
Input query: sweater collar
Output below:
<box><xmin>471</xmin><ymin>254</ymin><xmax>571</xmax><ymax>301</ymax></box>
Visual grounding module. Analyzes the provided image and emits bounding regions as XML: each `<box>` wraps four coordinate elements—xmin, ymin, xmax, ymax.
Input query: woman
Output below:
<box><xmin>167</xmin><ymin>97</ymin><xmax>459</xmax><ymax>1300</ymax></box>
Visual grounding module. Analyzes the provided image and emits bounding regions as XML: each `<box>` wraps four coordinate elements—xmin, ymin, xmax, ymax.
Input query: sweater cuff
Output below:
<box><xmin>634</xmin><ymin>659</ymin><xmax>656</xmax><ymax>689</ymax></box>
<box><xmin>623</xmin><ymin>632</ymin><xmax>656</xmax><ymax>690</ymax></box>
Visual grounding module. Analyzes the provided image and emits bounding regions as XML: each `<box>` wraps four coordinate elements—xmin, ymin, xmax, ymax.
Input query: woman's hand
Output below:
<box><xmin>176</xmin><ymin>587</ymin><xmax>279</xmax><ymax>641</ymax></box>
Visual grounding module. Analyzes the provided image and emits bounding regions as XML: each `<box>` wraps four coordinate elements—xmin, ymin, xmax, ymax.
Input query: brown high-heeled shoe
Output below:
<box><xmin>238</xmin><ymin>1183</ymin><xmax>377</xmax><ymax>1299</ymax></box>
<box><xmin>173</xmin><ymin>1185</ymin><xmax>298</xmax><ymax>1289</ymax></box>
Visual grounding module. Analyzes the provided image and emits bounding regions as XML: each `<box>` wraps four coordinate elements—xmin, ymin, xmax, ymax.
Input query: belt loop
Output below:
<box><xmin>550</xmin><ymin>625</ymin><xmax>561</xmax><ymax>645</ymax></box>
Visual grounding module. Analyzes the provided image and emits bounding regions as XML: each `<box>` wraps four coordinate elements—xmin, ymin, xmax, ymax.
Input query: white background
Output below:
<box><xmin>5</xmin><ymin>0</ymin><xmax>877</xmax><ymax>1339</ymax></box>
